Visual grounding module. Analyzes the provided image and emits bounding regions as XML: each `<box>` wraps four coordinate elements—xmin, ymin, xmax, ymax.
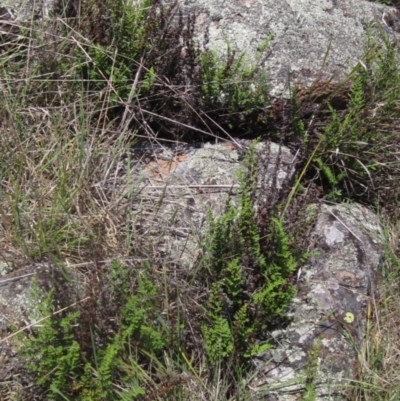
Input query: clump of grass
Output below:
<box><xmin>350</xmin><ymin>220</ymin><xmax>400</xmax><ymax>400</ymax></box>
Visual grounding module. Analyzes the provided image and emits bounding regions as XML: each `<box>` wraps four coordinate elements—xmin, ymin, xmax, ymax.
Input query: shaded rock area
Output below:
<box><xmin>179</xmin><ymin>0</ymin><xmax>398</xmax><ymax>96</ymax></box>
<box><xmin>251</xmin><ymin>203</ymin><xmax>384</xmax><ymax>400</ymax></box>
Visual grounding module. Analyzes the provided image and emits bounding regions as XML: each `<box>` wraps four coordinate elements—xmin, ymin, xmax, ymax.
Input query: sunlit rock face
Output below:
<box><xmin>2</xmin><ymin>0</ymin><xmax>398</xmax><ymax>97</ymax></box>
<box><xmin>129</xmin><ymin>141</ymin><xmax>295</xmax><ymax>269</ymax></box>
<box><xmin>178</xmin><ymin>0</ymin><xmax>398</xmax><ymax>96</ymax></box>
<box><xmin>251</xmin><ymin>202</ymin><xmax>384</xmax><ymax>400</ymax></box>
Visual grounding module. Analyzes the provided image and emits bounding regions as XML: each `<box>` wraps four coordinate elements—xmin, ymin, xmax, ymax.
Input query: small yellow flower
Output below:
<box><xmin>343</xmin><ymin>312</ymin><xmax>354</xmax><ymax>324</ymax></box>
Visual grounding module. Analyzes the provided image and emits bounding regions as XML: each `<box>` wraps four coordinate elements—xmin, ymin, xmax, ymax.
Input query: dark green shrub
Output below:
<box><xmin>75</xmin><ymin>0</ymin><xmax>153</xmax><ymax>102</ymax></box>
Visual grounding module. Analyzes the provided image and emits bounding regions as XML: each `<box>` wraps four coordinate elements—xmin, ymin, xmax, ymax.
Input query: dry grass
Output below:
<box><xmin>353</xmin><ymin>222</ymin><xmax>400</xmax><ymax>400</ymax></box>
<box><xmin>0</xmin><ymin>3</ymin><xmax>261</xmax><ymax>399</ymax></box>
<box><xmin>1</xmin><ymin>0</ymin><xmax>400</xmax><ymax>400</ymax></box>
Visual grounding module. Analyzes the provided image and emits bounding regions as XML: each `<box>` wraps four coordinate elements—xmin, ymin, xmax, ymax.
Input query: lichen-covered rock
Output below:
<box><xmin>0</xmin><ymin>261</ymin><xmax>51</xmax><ymax>399</ymax></box>
<box><xmin>180</xmin><ymin>0</ymin><xmax>398</xmax><ymax>96</ymax></box>
<box><xmin>2</xmin><ymin>0</ymin><xmax>399</xmax><ymax>97</ymax></box>
<box><xmin>0</xmin><ymin>0</ymin><xmax>52</xmax><ymax>20</ymax></box>
<box><xmin>131</xmin><ymin>140</ymin><xmax>295</xmax><ymax>269</ymax></box>
<box><xmin>251</xmin><ymin>203</ymin><xmax>384</xmax><ymax>400</ymax></box>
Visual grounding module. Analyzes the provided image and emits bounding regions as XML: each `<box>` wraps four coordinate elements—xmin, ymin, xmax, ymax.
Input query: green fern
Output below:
<box><xmin>76</xmin><ymin>0</ymin><xmax>153</xmax><ymax>102</ymax></box>
<box><xmin>202</xmin><ymin>141</ymin><xmax>298</xmax><ymax>366</ymax></box>
<box><xmin>96</xmin><ymin>343</ymin><xmax>119</xmax><ymax>398</ymax></box>
<box><xmin>21</xmin><ymin>265</ymin><xmax>168</xmax><ymax>400</ymax></box>
<box><xmin>269</xmin><ymin>217</ymin><xmax>298</xmax><ymax>276</ymax></box>
<box><xmin>221</xmin><ymin>258</ymin><xmax>244</xmax><ymax>302</ymax></box>
<box><xmin>349</xmin><ymin>72</ymin><xmax>366</xmax><ymax>111</ymax></box>
<box><xmin>205</xmin><ymin>205</ymin><xmax>239</xmax><ymax>277</ymax></box>
<box><xmin>252</xmin><ymin>217</ymin><xmax>297</xmax><ymax>321</ymax></box>
<box><xmin>202</xmin><ymin>284</ymin><xmax>234</xmax><ymax>363</ymax></box>
<box><xmin>120</xmin><ymin>274</ymin><xmax>167</xmax><ymax>352</ymax></box>
<box><xmin>20</xmin><ymin>284</ymin><xmax>82</xmax><ymax>400</ymax></box>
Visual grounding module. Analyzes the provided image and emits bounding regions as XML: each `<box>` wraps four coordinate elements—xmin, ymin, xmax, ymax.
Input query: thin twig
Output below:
<box><xmin>139</xmin><ymin>184</ymin><xmax>241</xmax><ymax>189</ymax></box>
<box><xmin>0</xmin><ymin>272</ymin><xmax>35</xmax><ymax>285</ymax></box>
<box><xmin>121</xmin><ymin>57</ymin><xmax>144</xmax><ymax>128</ymax></box>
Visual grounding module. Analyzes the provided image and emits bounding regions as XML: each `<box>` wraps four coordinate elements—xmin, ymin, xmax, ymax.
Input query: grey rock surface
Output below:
<box><xmin>180</xmin><ymin>0</ymin><xmax>397</xmax><ymax>96</ymax></box>
<box><xmin>251</xmin><ymin>203</ymin><xmax>384</xmax><ymax>400</ymax></box>
<box><xmin>131</xmin><ymin>140</ymin><xmax>295</xmax><ymax>269</ymax></box>
<box><xmin>0</xmin><ymin>0</ymin><xmax>52</xmax><ymax>20</ymax></box>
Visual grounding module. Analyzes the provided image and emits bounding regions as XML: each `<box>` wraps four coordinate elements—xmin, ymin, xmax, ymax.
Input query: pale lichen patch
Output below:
<box><xmin>325</xmin><ymin>225</ymin><xmax>345</xmax><ymax>246</ymax></box>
